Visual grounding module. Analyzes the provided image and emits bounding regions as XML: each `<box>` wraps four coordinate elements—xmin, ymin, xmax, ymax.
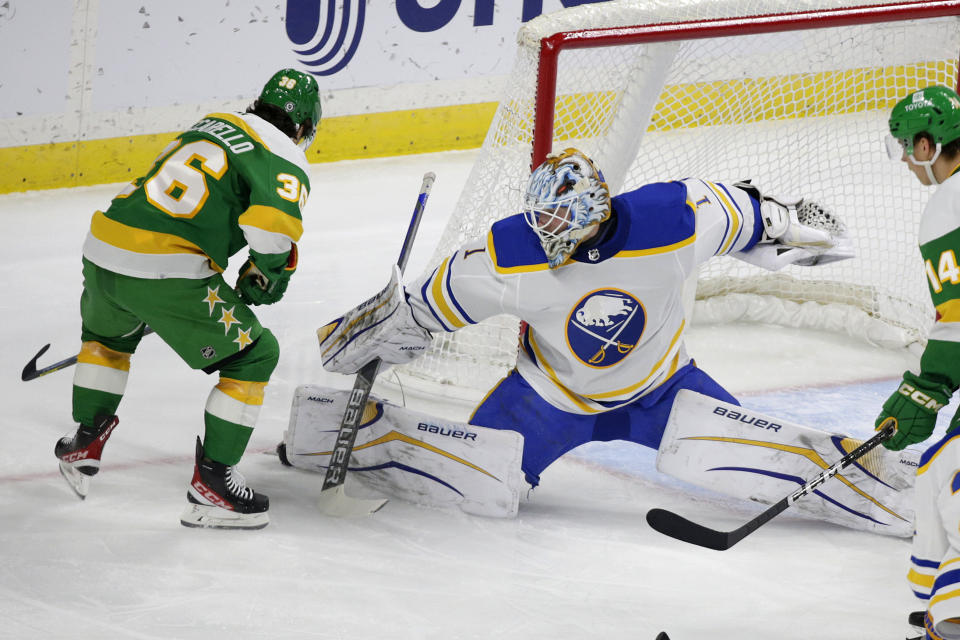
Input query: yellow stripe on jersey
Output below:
<box><xmin>586</xmin><ymin>322</ymin><xmax>685</xmax><ymax>400</ymax></box>
<box><xmin>703</xmin><ymin>180</ymin><xmax>741</xmax><ymax>255</ymax></box>
<box><xmin>487</xmin><ymin>231</ymin><xmax>552</xmax><ymax>274</ymax></box>
<box><xmin>469</xmin><ymin>375</ymin><xmax>511</xmax><ymax>423</ymax></box>
<box><xmin>90</xmin><ymin>210</ymin><xmax>223</xmax><ymax>272</ymax></box>
<box><xmin>936</xmin><ymin>299</ymin><xmax>960</xmax><ymax>323</ymax></box>
<box><xmin>527</xmin><ymin>323</ymin><xmax>686</xmax><ymax>411</ymax></box>
<box><xmin>205</xmin><ymin>113</ymin><xmax>270</xmax><ymax>152</ymax></box>
<box><xmin>238</xmin><ymin>204</ymin><xmax>304</xmax><ymax>241</ymax></box>
<box><xmin>614</xmin><ymin>234</ymin><xmax>695</xmax><ymax>259</ymax></box>
<box><xmin>930</xmin><ymin>587</ymin><xmax>960</xmax><ymax>608</ymax></box>
<box><xmin>919</xmin><ymin>433</ymin><xmax>960</xmax><ymax>475</ymax></box>
<box><xmin>527</xmin><ymin>332</ymin><xmax>600</xmax><ymax>414</ymax></box>
<box><xmin>215</xmin><ymin>378</ymin><xmax>266</xmax><ymax>406</ymax></box>
<box><xmin>908</xmin><ymin>568</ymin><xmax>936</xmax><ymax>589</ymax></box>
<box><xmin>77</xmin><ymin>341</ymin><xmax>132</xmax><ymax>371</ymax></box>
<box><xmin>430</xmin><ymin>257</ymin><xmax>467</xmax><ymax>329</ymax></box>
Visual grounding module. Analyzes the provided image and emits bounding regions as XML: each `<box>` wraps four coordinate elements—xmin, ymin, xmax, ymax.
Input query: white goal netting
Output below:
<box><xmin>391</xmin><ymin>0</ymin><xmax>960</xmax><ymax>403</ymax></box>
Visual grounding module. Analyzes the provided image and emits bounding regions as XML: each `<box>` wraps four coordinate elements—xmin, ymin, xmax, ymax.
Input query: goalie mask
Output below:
<box><xmin>886</xmin><ymin>85</ymin><xmax>960</xmax><ymax>184</ymax></box>
<box><xmin>524</xmin><ymin>149</ymin><xmax>611</xmax><ymax>269</ymax></box>
<box><xmin>255</xmin><ymin>69</ymin><xmax>322</xmax><ymax>151</ymax></box>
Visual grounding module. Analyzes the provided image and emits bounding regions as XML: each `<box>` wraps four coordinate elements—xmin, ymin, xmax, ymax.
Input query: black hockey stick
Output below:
<box><xmin>645</xmin><ymin>418</ymin><xmax>897</xmax><ymax>550</ymax></box>
<box><xmin>22</xmin><ymin>326</ymin><xmax>155</xmax><ymax>381</ymax></box>
<box><xmin>317</xmin><ymin>171</ymin><xmax>435</xmax><ymax>517</ymax></box>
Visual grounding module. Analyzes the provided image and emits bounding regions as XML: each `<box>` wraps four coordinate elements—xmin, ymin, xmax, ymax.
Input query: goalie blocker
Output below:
<box><xmin>317</xmin><ymin>265</ymin><xmax>432</xmax><ymax>375</ymax></box>
<box><xmin>280</xmin><ymin>385</ymin><xmax>526</xmax><ymax>518</ymax></box>
<box><xmin>658</xmin><ymin>390</ymin><xmax>918</xmax><ymax>537</ymax></box>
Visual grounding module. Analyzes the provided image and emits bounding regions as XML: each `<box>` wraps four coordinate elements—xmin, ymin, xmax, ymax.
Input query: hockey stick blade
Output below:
<box><xmin>317</xmin><ymin>484</ymin><xmax>388</xmax><ymax>517</ymax></box>
<box><xmin>646</xmin><ymin>419</ymin><xmax>897</xmax><ymax>550</ymax></box>
<box><xmin>21</xmin><ymin>343</ymin><xmax>54</xmax><ymax>381</ymax></box>
<box><xmin>22</xmin><ymin>327</ymin><xmax>155</xmax><ymax>382</ymax></box>
<box><xmin>317</xmin><ymin>172</ymin><xmax>435</xmax><ymax>517</ymax></box>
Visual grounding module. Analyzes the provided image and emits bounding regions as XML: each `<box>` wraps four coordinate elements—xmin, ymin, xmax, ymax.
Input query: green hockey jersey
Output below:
<box><xmin>918</xmin><ymin>163</ymin><xmax>960</xmax><ymax>390</ymax></box>
<box><xmin>82</xmin><ymin>112</ymin><xmax>310</xmax><ymax>279</ymax></box>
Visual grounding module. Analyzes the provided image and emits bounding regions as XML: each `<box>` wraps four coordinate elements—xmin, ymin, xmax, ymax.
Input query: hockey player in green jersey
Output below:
<box><xmin>877</xmin><ymin>85</ymin><xmax>960</xmax><ymax>452</ymax></box>
<box><xmin>54</xmin><ymin>69</ymin><xmax>321</xmax><ymax>530</ymax></box>
<box><xmin>880</xmin><ymin>85</ymin><xmax>960</xmax><ymax>640</ymax></box>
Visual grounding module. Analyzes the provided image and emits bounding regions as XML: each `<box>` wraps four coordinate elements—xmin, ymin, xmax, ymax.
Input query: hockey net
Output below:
<box><xmin>390</xmin><ymin>0</ymin><xmax>960</xmax><ymax>403</ymax></box>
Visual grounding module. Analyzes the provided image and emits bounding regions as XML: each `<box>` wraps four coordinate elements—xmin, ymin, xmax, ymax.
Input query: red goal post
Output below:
<box><xmin>532</xmin><ymin>1</ymin><xmax>960</xmax><ymax>167</ymax></box>
<box><xmin>388</xmin><ymin>0</ymin><xmax>960</xmax><ymax>404</ymax></box>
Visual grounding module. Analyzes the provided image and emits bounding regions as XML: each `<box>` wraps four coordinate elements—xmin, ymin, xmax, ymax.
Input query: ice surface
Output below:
<box><xmin>0</xmin><ymin>149</ymin><xmax>934</xmax><ymax>639</ymax></box>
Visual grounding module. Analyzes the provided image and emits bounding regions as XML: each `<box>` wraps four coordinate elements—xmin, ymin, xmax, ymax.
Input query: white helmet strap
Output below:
<box><xmin>907</xmin><ymin>142</ymin><xmax>943</xmax><ymax>184</ymax></box>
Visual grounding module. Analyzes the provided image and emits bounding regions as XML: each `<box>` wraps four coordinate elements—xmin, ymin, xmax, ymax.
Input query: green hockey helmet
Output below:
<box><xmin>257</xmin><ymin>69</ymin><xmax>322</xmax><ymax>150</ymax></box>
<box><xmin>886</xmin><ymin>85</ymin><xmax>960</xmax><ymax>158</ymax></box>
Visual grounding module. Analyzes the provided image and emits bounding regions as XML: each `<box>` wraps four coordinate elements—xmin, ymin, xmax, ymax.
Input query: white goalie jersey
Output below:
<box><xmin>406</xmin><ymin>179</ymin><xmax>761</xmax><ymax>414</ymax></box>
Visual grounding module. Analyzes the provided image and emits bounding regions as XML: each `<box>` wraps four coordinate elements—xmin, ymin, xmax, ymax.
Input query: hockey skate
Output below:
<box><xmin>54</xmin><ymin>414</ymin><xmax>119</xmax><ymax>499</ymax></box>
<box><xmin>907</xmin><ymin>610</ymin><xmax>926</xmax><ymax>640</ymax></box>
<box><xmin>180</xmin><ymin>437</ymin><xmax>269</xmax><ymax>530</ymax></box>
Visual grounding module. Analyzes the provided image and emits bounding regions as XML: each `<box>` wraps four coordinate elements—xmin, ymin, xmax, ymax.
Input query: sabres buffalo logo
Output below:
<box><xmin>566</xmin><ymin>289</ymin><xmax>645</xmax><ymax>367</ymax></box>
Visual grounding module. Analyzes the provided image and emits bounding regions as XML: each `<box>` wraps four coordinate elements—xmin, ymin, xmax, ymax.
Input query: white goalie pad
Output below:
<box><xmin>282</xmin><ymin>385</ymin><xmax>526</xmax><ymax>518</ymax></box>
<box><xmin>657</xmin><ymin>390</ymin><xmax>918</xmax><ymax>537</ymax></box>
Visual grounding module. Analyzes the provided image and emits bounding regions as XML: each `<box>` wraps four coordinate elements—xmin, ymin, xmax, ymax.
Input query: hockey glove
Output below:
<box><xmin>236</xmin><ymin>245</ymin><xmax>298</xmax><ymax>306</ymax></box>
<box><xmin>732</xmin><ymin>181</ymin><xmax>854</xmax><ymax>271</ymax></box>
<box><xmin>877</xmin><ymin>370</ymin><xmax>951</xmax><ymax>451</ymax></box>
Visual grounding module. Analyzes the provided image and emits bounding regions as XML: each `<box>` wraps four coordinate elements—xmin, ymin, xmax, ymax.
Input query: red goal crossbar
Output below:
<box><xmin>531</xmin><ymin>0</ymin><xmax>960</xmax><ymax>167</ymax></box>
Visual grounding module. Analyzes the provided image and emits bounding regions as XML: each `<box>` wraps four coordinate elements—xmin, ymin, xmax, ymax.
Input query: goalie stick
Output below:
<box><xmin>317</xmin><ymin>171</ymin><xmax>435</xmax><ymax>517</ymax></box>
<box><xmin>645</xmin><ymin>418</ymin><xmax>896</xmax><ymax>551</ymax></box>
<box><xmin>22</xmin><ymin>327</ymin><xmax>155</xmax><ymax>382</ymax></box>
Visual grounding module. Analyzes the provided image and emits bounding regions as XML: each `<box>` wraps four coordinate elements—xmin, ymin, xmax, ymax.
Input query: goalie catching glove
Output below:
<box><xmin>317</xmin><ymin>265</ymin><xmax>432</xmax><ymax>374</ymax></box>
<box><xmin>236</xmin><ymin>245</ymin><xmax>298</xmax><ymax>306</ymax></box>
<box><xmin>733</xmin><ymin>182</ymin><xmax>854</xmax><ymax>270</ymax></box>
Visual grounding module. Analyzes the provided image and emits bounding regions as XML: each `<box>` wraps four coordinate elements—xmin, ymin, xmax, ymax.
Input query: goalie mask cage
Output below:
<box><xmin>390</xmin><ymin>0</ymin><xmax>960</xmax><ymax>404</ymax></box>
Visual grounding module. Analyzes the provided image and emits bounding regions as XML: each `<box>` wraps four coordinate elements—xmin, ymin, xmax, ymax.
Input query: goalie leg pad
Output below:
<box><xmin>658</xmin><ymin>390</ymin><xmax>917</xmax><ymax>537</ymax></box>
<box><xmin>282</xmin><ymin>385</ymin><xmax>525</xmax><ymax>517</ymax></box>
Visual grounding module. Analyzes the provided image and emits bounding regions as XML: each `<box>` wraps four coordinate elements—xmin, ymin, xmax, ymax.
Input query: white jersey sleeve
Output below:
<box><xmin>681</xmin><ymin>179</ymin><xmax>762</xmax><ymax>266</ymax></box>
<box><xmin>406</xmin><ymin>236</ymin><xmax>509</xmax><ymax>333</ymax></box>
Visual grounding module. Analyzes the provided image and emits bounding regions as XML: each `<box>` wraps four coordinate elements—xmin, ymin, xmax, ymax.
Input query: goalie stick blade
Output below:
<box><xmin>645</xmin><ymin>508</ymin><xmax>736</xmax><ymax>551</ymax></box>
<box><xmin>317</xmin><ymin>484</ymin><xmax>388</xmax><ymax>518</ymax></box>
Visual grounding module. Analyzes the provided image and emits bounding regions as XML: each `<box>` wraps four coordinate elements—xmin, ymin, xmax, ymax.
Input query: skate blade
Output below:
<box><xmin>179</xmin><ymin>503</ymin><xmax>269</xmax><ymax>530</ymax></box>
<box><xmin>317</xmin><ymin>484</ymin><xmax>387</xmax><ymax>517</ymax></box>
<box><xmin>58</xmin><ymin>461</ymin><xmax>90</xmax><ymax>500</ymax></box>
